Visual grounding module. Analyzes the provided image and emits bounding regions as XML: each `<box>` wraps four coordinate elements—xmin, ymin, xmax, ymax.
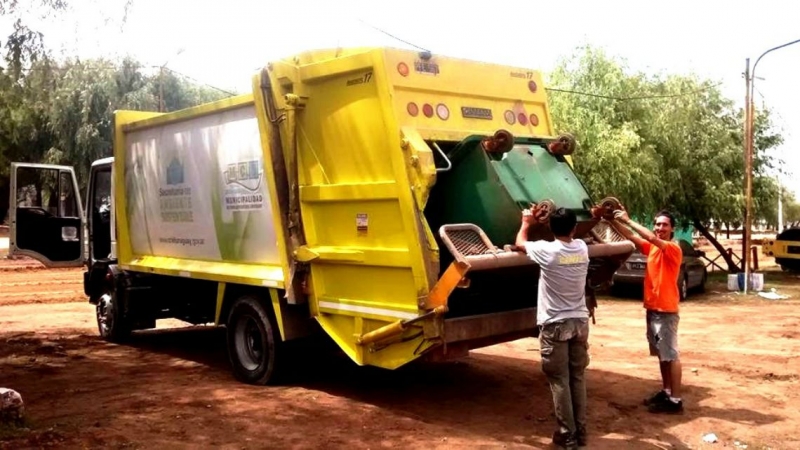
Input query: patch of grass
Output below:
<box><xmin>0</xmin><ymin>419</ymin><xmax>31</xmax><ymax>441</ymax></box>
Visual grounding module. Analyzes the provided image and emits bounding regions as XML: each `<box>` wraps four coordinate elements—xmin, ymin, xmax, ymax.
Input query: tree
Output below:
<box><xmin>547</xmin><ymin>46</ymin><xmax>784</xmax><ymax>272</ymax></box>
<box><xmin>0</xmin><ymin>55</ymin><xmax>233</xmax><ymax>222</ymax></box>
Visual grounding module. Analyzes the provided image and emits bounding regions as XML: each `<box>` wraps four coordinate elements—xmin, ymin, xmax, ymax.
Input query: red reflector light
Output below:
<box><xmin>504</xmin><ymin>110</ymin><xmax>516</xmax><ymax>125</ymax></box>
<box><xmin>518</xmin><ymin>112</ymin><xmax>529</xmax><ymax>125</ymax></box>
<box><xmin>529</xmin><ymin>114</ymin><xmax>539</xmax><ymax>126</ymax></box>
<box><xmin>528</xmin><ymin>80</ymin><xmax>537</xmax><ymax>93</ymax></box>
<box><xmin>398</xmin><ymin>62</ymin><xmax>409</xmax><ymax>77</ymax></box>
<box><xmin>436</xmin><ymin>103</ymin><xmax>449</xmax><ymax>120</ymax></box>
<box><xmin>422</xmin><ymin>104</ymin><xmax>434</xmax><ymax>118</ymax></box>
<box><xmin>407</xmin><ymin>102</ymin><xmax>419</xmax><ymax>116</ymax></box>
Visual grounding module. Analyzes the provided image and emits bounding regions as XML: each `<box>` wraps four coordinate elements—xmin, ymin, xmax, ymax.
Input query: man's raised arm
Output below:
<box><xmin>613</xmin><ymin>209</ymin><xmax>669</xmax><ymax>250</ymax></box>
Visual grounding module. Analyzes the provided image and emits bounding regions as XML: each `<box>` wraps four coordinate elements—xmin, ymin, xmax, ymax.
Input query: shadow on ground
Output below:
<box><xmin>0</xmin><ymin>325</ymin><xmax>784</xmax><ymax>449</ymax></box>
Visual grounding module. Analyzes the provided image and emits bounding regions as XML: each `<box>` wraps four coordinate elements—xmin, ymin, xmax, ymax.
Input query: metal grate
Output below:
<box><xmin>447</xmin><ymin>229</ymin><xmax>491</xmax><ymax>256</ymax></box>
<box><xmin>438</xmin><ymin>224</ymin><xmax>497</xmax><ymax>261</ymax></box>
<box><xmin>591</xmin><ymin>221</ymin><xmax>627</xmax><ymax>243</ymax></box>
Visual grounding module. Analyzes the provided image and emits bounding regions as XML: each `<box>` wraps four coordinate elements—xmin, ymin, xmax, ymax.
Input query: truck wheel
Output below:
<box><xmin>96</xmin><ymin>288</ymin><xmax>130</xmax><ymax>342</ymax></box>
<box><xmin>226</xmin><ymin>295</ymin><xmax>283</xmax><ymax>385</ymax></box>
<box><xmin>678</xmin><ymin>275</ymin><xmax>688</xmax><ymax>301</ymax></box>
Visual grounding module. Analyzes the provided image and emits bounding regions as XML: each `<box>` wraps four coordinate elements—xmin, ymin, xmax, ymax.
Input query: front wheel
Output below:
<box><xmin>96</xmin><ymin>289</ymin><xmax>130</xmax><ymax>343</ymax></box>
<box><xmin>226</xmin><ymin>295</ymin><xmax>284</xmax><ymax>385</ymax></box>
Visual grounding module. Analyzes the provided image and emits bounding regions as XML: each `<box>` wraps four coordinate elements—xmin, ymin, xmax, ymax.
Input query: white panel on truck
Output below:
<box><xmin>124</xmin><ymin>104</ymin><xmax>280</xmax><ymax>265</ymax></box>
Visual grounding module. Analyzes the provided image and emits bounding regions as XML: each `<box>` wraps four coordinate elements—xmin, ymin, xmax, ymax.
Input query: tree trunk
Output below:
<box><xmin>694</xmin><ymin>218</ymin><xmax>741</xmax><ymax>273</ymax></box>
<box><xmin>725</xmin><ymin>222</ymin><xmax>730</xmax><ymax>239</ymax></box>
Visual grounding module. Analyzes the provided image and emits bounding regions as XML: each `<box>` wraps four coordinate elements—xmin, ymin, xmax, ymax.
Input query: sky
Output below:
<box><xmin>6</xmin><ymin>0</ymin><xmax>800</xmax><ymax>196</ymax></box>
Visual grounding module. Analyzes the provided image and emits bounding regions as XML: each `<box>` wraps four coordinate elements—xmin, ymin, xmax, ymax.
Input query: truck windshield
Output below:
<box><xmin>489</xmin><ymin>143</ymin><xmax>593</xmax><ymax>212</ymax></box>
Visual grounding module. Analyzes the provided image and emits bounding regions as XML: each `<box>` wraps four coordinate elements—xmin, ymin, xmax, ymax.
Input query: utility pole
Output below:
<box><xmin>778</xmin><ymin>186</ymin><xmax>783</xmax><ymax>233</ymax></box>
<box><xmin>158</xmin><ymin>48</ymin><xmax>184</xmax><ymax>113</ymax></box>
<box><xmin>159</xmin><ymin>66</ymin><xmax>164</xmax><ymax>112</ymax></box>
<box><xmin>743</xmin><ymin>37</ymin><xmax>800</xmax><ymax>294</ymax></box>
<box><xmin>742</xmin><ymin>58</ymin><xmax>751</xmax><ymax>292</ymax></box>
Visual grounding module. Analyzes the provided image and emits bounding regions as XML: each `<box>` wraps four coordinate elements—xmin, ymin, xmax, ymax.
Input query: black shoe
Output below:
<box><xmin>643</xmin><ymin>389</ymin><xmax>669</xmax><ymax>406</ymax></box>
<box><xmin>648</xmin><ymin>398</ymin><xmax>684</xmax><ymax>414</ymax></box>
<box><xmin>552</xmin><ymin>430</ymin><xmax>579</xmax><ymax>450</ymax></box>
<box><xmin>576</xmin><ymin>426</ymin><xmax>587</xmax><ymax>447</ymax></box>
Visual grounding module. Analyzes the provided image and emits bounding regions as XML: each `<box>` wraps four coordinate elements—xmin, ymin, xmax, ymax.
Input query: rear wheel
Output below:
<box><xmin>226</xmin><ymin>295</ymin><xmax>284</xmax><ymax>385</ymax></box>
<box><xmin>697</xmin><ymin>270</ymin><xmax>707</xmax><ymax>293</ymax></box>
<box><xmin>678</xmin><ymin>275</ymin><xmax>688</xmax><ymax>301</ymax></box>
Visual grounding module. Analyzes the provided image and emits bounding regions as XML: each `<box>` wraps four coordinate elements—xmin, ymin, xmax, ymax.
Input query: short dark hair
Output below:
<box><xmin>655</xmin><ymin>210</ymin><xmax>676</xmax><ymax>228</ymax></box>
<box><xmin>549</xmin><ymin>207</ymin><xmax>577</xmax><ymax>237</ymax></box>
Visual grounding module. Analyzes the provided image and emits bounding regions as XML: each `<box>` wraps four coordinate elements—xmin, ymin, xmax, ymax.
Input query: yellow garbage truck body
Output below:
<box><xmin>8</xmin><ymin>47</ymin><xmax>632</xmax><ymax>384</ymax></box>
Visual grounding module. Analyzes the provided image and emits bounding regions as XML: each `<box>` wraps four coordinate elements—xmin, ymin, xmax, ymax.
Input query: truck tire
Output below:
<box><xmin>96</xmin><ymin>288</ymin><xmax>130</xmax><ymax>343</ymax></box>
<box><xmin>226</xmin><ymin>295</ymin><xmax>283</xmax><ymax>385</ymax></box>
<box><xmin>678</xmin><ymin>274</ymin><xmax>688</xmax><ymax>302</ymax></box>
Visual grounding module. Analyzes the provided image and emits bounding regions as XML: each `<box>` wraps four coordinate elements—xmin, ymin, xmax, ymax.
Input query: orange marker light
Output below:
<box><xmin>397</xmin><ymin>62</ymin><xmax>409</xmax><ymax>77</ymax></box>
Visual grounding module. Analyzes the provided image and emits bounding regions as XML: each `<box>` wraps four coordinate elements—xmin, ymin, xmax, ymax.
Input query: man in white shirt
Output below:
<box><xmin>515</xmin><ymin>206</ymin><xmax>590</xmax><ymax>450</ymax></box>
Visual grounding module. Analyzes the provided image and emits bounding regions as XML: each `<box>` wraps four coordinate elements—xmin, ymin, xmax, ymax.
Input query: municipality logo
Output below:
<box><xmin>224</xmin><ymin>160</ymin><xmax>262</xmax><ymax>192</ymax></box>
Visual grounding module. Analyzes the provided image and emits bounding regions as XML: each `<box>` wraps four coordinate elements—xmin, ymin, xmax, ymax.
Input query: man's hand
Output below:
<box><xmin>613</xmin><ymin>209</ymin><xmax>630</xmax><ymax>223</ymax></box>
<box><xmin>522</xmin><ymin>206</ymin><xmax>537</xmax><ymax>226</ymax></box>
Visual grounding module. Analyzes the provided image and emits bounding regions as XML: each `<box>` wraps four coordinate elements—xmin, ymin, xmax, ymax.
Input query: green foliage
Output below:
<box><xmin>0</xmin><ymin>57</ymin><xmax>232</xmax><ymax>187</ymax></box>
<box><xmin>548</xmin><ymin>45</ymin><xmax>785</xmax><ymax>231</ymax></box>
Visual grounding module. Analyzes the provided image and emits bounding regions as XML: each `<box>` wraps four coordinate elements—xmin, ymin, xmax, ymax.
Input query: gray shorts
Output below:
<box><xmin>646</xmin><ymin>310</ymin><xmax>680</xmax><ymax>362</ymax></box>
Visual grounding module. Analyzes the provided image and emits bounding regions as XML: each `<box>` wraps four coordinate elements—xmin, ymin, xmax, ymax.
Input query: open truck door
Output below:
<box><xmin>8</xmin><ymin>163</ymin><xmax>85</xmax><ymax>267</ymax></box>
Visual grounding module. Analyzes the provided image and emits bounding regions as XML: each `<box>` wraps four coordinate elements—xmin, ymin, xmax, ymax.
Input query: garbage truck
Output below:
<box><xmin>7</xmin><ymin>47</ymin><xmax>633</xmax><ymax>385</ymax></box>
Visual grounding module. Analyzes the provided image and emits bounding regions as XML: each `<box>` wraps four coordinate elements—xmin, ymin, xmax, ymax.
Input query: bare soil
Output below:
<box><xmin>1</xmin><ymin>256</ymin><xmax>799</xmax><ymax>449</ymax></box>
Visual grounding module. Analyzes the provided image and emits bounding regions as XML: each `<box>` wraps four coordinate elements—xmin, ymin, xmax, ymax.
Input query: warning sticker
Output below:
<box><xmin>356</xmin><ymin>213</ymin><xmax>368</xmax><ymax>234</ymax></box>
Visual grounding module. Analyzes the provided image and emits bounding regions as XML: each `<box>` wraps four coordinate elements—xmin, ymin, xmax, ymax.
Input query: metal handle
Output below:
<box><xmin>432</xmin><ymin>142</ymin><xmax>452</xmax><ymax>172</ymax></box>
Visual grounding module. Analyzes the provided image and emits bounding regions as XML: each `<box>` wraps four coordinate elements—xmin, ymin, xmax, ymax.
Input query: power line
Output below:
<box><xmin>356</xmin><ymin>18</ymin><xmax>430</xmax><ymax>53</ymax></box>
<box><xmin>546</xmin><ymin>82</ymin><xmax>725</xmax><ymax>101</ymax></box>
<box><xmin>160</xmin><ymin>67</ymin><xmax>236</xmax><ymax>96</ymax></box>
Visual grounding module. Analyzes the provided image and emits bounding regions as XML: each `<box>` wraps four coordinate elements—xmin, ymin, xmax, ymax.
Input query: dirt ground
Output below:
<box><xmin>1</xmin><ymin>255</ymin><xmax>799</xmax><ymax>449</ymax></box>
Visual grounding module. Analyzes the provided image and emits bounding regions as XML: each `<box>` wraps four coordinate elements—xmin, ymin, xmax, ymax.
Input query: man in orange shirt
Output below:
<box><xmin>609</xmin><ymin>209</ymin><xmax>684</xmax><ymax>414</ymax></box>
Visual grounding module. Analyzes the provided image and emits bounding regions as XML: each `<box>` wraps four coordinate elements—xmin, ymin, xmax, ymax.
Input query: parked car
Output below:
<box><xmin>610</xmin><ymin>239</ymin><xmax>708</xmax><ymax>300</ymax></box>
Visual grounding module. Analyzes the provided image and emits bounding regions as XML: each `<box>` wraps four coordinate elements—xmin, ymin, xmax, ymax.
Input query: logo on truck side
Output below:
<box><xmin>224</xmin><ymin>160</ymin><xmax>264</xmax><ymax>211</ymax></box>
<box><xmin>166</xmin><ymin>157</ymin><xmax>184</xmax><ymax>185</ymax></box>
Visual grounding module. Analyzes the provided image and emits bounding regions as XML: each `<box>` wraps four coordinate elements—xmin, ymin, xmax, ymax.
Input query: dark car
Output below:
<box><xmin>610</xmin><ymin>239</ymin><xmax>708</xmax><ymax>300</ymax></box>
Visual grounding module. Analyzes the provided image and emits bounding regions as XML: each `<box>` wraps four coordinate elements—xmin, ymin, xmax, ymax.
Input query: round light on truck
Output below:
<box><xmin>504</xmin><ymin>110</ymin><xmax>516</xmax><ymax>125</ymax></box>
<box><xmin>397</xmin><ymin>62</ymin><xmax>409</xmax><ymax>77</ymax></box>
<box><xmin>528</xmin><ymin>80</ymin><xmax>538</xmax><ymax>93</ymax></box>
<box><xmin>407</xmin><ymin>102</ymin><xmax>419</xmax><ymax>116</ymax></box>
<box><xmin>436</xmin><ymin>103</ymin><xmax>449</xmax><ymax>120</ymax></box>
<box><xmin>422</xmin><ymin>103</ymin><xmax>434</xmax><ymax>118</ymax></box>
<box><xmin>518</xmin><ymin>113</ymin><xmax>528</xmax><ymax>126</ymax></box>
<box><xmin>529</xmin><ymin>113</ymin><xmax>539</xmax><ymax>126</ymax></box>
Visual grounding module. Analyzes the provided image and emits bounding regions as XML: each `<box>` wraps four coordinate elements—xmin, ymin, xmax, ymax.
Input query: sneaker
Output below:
<box><xmin>648</xmin><ymin>398</ymin><xmax>684</xmax><ymax>414</ymax></box>
<box><xmin>643</xmin><ymin>389</ymin><xmax>669</xmax><ymax>406</ymax></box>
<box><xmin>552</xmin><ymin>430</ymin><xmax>579</xmax><ymax>450</ymax></box>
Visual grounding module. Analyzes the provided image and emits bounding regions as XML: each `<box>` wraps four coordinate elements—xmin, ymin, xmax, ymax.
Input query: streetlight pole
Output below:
<box><xmin>743</xmin><ymin>37</ymin><xmax>800</xmax><ymax>294</ymax></box>
<box><xmin>158</xmin><ymin>48</ymin><xmax>185</xmax><ymax>113</ymax></box>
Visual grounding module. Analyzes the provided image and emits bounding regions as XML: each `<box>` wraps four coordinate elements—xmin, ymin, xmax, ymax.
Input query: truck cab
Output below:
<box><xmin>9</xmin><ymin>158</ymin><xmax>115</xmax><ymax>299</ymax></box>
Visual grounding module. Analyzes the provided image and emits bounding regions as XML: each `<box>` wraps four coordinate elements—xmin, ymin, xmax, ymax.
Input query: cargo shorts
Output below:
<box><xmin>646</xmin><ymin>310</ymin><xmax>679</xmax><ymax>362</ymax></box>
